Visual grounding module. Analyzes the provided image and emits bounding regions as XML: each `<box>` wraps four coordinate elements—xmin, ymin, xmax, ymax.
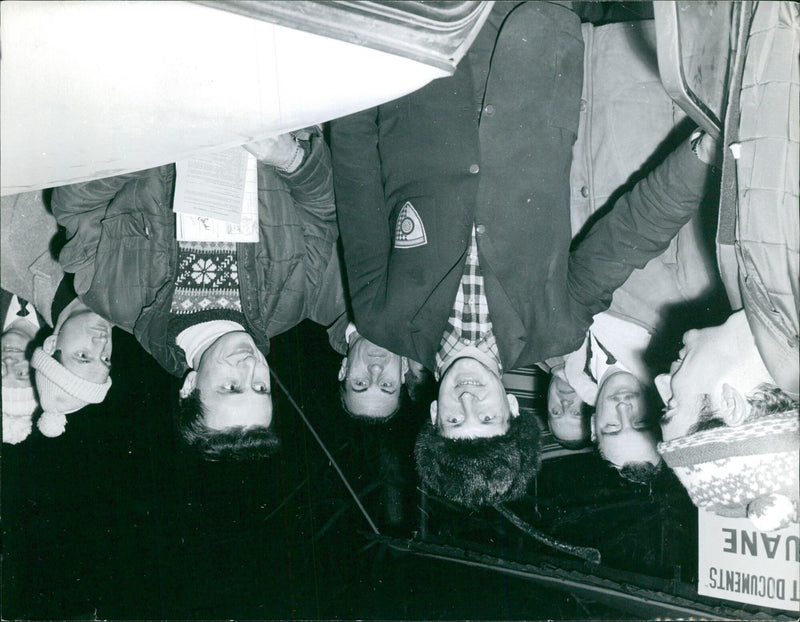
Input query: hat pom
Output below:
<box><xmin>37</xmin><ymin>412</ymin><xmax>67</xmax><ymax>438</ymax></box>
<box><xmin>747</xmin><ymin>494</ymin><xmax>795</xmax><ymax>532</ymax></box>
<box><xmin>3</xmin><ymin>414</ymin><xmax>33</xmax><ymax>445</ymax></box>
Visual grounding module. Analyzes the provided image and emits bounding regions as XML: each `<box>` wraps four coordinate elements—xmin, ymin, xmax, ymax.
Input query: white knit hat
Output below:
<box><xmin>2</xmin><ymin>384</ymin><xmax>38</xmax><ymax>417</ymax></box>
<box><xmin>31</xmin><ymin>347</ymin><xmax>111</xmax><ymax>437</ymax></box>
<box><xmin>2</xmin><ymin>384</ymin><xmax>37</xmax><ymax>444</ymax></box>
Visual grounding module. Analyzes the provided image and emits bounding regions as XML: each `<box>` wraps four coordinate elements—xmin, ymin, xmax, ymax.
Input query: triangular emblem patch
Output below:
<box><xmin>394</xmin><ymin>201</ymin><xmax>427</xmax><ymax>249</ymax></box>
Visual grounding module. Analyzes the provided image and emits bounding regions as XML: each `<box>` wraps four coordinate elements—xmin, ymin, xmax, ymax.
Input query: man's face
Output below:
<box><xmin>432</xmin><ymin>356</ymin><xmax>518</xmax><ymax>439</ymax></box>
<box><xmin>190</xmin><ymin>331</ymin><xmax>272</xmax><ymax>430</ymax></box>
<box><xmin>52</xmin><ymin>304</ymin><xmax>113</xmax><ymax>384</ymax></box>
<box><xmin>655</xmin><ymin>312</ymin><xmax>772</xmax><ymax>442</ymax></box>
<box><xmin>547</xmin><ymin>375</ymin><xmax>588</xmax><ymax>444</ymax></box>
<box><xmin>1</xmin><ymin>323</ymin><xmax>36</xmax><ymax>388</ymax></box>
<box><xmin>339</xmin><ymin>334</ymin><xmax>405</xmax><ymax>419</ymax></box>
<box><xmin>592</xmin><ymin>371</ymin><xmax>660</xmax><ymax>468</ymax></box>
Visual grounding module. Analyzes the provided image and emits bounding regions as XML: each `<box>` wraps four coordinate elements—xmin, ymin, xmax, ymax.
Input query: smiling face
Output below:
<box><xmin>432</xmin><ymin>356</ymin><xmax>518</xmax><ymax>439</ymax></box>
<box><xmin>547</xmin><ymin>375</ymin><xmax>588</xmax><ymax>444</ymax></box>
<box><xmin>339</xmin><ymin>334</ymin><xmax>405</xmax><ymax>419</ymax></box>
<box><xmin>48</xmin><ymin>301</ymin><xmax>113</xmax><ymax>384</ymax></box>
<box><xmin>1</xmin><ymin>321</ymin><xmax>37</xmax><ymax>388</ymax></box>
<box><xmin>655</xmin><ymin>311</ymin><xmax>773</xmax><ymax>442</ymax></box>
<box><xmin>182</xmin><ymin>331</ymin><xmax>273</xmax><ymax>430</ymax></box>
<box><xmin>592</xmin><ymin>371</ymin><xmax>661</xmax><ymax>468</ymax></box>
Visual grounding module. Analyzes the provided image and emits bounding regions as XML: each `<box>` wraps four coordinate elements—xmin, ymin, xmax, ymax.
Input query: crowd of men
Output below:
<box><xmin>3</xmin><ymin>1</ymin><xmax>798</xmax><ymax>533</ymax></box>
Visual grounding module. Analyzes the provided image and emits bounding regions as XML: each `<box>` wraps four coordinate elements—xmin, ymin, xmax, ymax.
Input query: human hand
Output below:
<box><xmin>691</xmin><ymin>130</ymin><xmax>721</xmax><ymax>167</ymax></box>
<box><xmin>244</xmin><ymin>132</ymin><xmax>303</xmax><ymax>171</ymax></box>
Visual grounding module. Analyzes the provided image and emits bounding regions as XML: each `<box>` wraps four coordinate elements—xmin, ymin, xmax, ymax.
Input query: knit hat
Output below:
<box><xmin>2</xmin><ymin>385</ymin><xmax>38</xmax><ymax>444</ymax></box>
<box><xmin>2</xmin><ymin>384</ymin><xmax>38</xmax><ymax>417</ymax></box>
<box><xmin>31</xmin><ymin>347</ymin><xmax>111</xmax><ymax>437</ymax></box>
<box><xmin>658</xmin><ymin>411</ymin><xmax>799</xmax><ymax>531</ymax></box>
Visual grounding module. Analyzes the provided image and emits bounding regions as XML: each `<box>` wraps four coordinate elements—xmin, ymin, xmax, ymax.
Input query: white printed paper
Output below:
<box><xmin>174</xmin><ymin>149</ymin><xmax>259</xmax><ymax>243</ymax></box>
<box><xmin>698</xmin><ymin>510</ymin><xmax>800</xmax><ymax>613</ymax></box>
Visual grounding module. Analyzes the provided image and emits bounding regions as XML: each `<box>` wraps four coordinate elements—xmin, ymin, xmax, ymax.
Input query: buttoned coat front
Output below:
<box><xmin>332</xmin><ymin>2</ymin><xmax>714</xmax><ymax>373</ymax></box>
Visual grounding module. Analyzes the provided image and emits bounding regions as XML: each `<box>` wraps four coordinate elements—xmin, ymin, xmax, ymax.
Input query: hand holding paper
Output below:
<box><xmin>244</xmin><ymin>132</ymin><xmax>299</xmax><ymax>170</ymax></box>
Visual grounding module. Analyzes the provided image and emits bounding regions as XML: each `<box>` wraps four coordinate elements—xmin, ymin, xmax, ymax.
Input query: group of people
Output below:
<box><xmin>3</xmin><ymin>1</ymin><xmax>798</xmax><ymax>532</ymax></box>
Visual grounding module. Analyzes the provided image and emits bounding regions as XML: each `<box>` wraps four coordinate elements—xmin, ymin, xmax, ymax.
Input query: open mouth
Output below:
<box><xmin>455</xmin><ymin>377</ymin><xmax>483</xmax><ymax>387</ymax></box>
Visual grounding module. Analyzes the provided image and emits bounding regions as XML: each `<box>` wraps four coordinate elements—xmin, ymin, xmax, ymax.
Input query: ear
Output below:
<box><xmin>590</xmin><ymin>413</ymin><xmax>597</xmax><ymax>443</ymax></box>
<box><xmin>180</xmin><ymin>371</ymin><xmax>198</xmax><ymax>399</ymax></box>
<box><xmin>337</xmin><ymin>357</ymin><xmax>348</xmax><ymax>382</ymax></box>
<box><xmin>506</xmin><ymin>393</ymin><xmax>519</xmax><ymax>418</ymax></box>
<box><xmin>43</xmin><ymin>334</ymin><xmax>58</xmax><ymax>355</ymax></box>
<box><xmin>430</xmin><ymin>400</ymin><xmax>438</xmax><ymax>425</ymax></box>
<box><xmin>720</xmin><ymin>383</ymin><xmax>748</xmax><ymax>427</ymax></box>
<box><xmin>400</xmin><ymin>356</ymin><xmax>409</xmax><ymax>381</ymax></box>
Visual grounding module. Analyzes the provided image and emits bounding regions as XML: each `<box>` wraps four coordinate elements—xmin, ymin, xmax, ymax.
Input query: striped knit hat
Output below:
<box><xmin>658</xmin><ymin>411</ymin><xmax>799</xmax><ymax>531</ymax></box>
<box><xmin>31</xmin><ymin>347</ymin><xmax>111</xmax><ymax>437</ymax></box>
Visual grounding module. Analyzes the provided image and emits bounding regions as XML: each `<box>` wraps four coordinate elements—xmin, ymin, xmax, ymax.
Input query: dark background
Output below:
<box><xmin>1</xmin><ymin>3</ymin><xmax>780</xmax><ymax>619</ymax></box>
<box><xmin>2</xmin><ymin>317</ymin><xmax>723</xmax><ymax>621</ymax></box>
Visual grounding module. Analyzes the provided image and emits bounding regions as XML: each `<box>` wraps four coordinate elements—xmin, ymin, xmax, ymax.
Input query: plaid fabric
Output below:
<box><xmin>171</xmin><ymin>241</ymin><xmax>242</xmax><ymax>315</ymax></box>
<box><xmin>435</xmin><ymin>227</ymin><xmax>501</xmax><ymax>377</ymax></box>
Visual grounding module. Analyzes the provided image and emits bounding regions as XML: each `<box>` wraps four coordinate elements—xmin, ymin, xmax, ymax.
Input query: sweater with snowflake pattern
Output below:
<box><xmin>167</xmin><ymin>241</ymin><xmax>248</xmax><ymax>341</ymax></box>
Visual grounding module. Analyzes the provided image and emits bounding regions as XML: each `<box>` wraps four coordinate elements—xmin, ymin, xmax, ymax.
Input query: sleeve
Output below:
<box><xmin>50</xmin><ymin>172</ymin><xmax>144</xmax><ymax>296</ymax></box>
<box><xmin>566</xmin><ymin>136</ymin><xmax>716</xmax><ymax>327</ymax></box>
<box><xmin>329</xmin><ymin>107</ymin><xmax>391</xmax><ymax>328</ymax></box>
<box><xmin>274</xmin><ymin>128</ymin><xmax>345</xmax><ymax>326</ymax></box>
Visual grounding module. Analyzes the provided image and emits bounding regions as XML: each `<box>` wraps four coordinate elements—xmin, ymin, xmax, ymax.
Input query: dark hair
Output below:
<box><xmin>176</xmin><ymin>389</ymin><xmax>279</xmax><ymax>461</ymax></box>
<box><xmin>414</xmin><ymin>414</ymin><xmax>542</xmax><ymax>510</ymax></box>
<box><xmin>596</xmin><ymin>438</ymin><xmax>664</xmax><ymax>484</ymax></box>
<box><xmin>618</xmin><ymin>460</ymin><xmax>662</xmax><ymax>485</ymax></box>
<box><xmin>687</xmin><ymin>383</ymin><xmax>799</xmax><ymax>435</ymax></box>
<box><xmin>338</xmin><ymin>379</ymin><xmax>405</xmax><ymax>424</ymax></box>
<box><xmin>404</xmin><ymin>365</ymin><xmax>435</xmax><ymax>403</ymax></box>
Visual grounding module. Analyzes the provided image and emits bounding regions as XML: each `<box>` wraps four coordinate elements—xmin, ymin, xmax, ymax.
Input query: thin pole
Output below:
<box><xmin>270</xmin><ymin>368</ymin><xmax>380</xmax><ymax>535</ymax></box>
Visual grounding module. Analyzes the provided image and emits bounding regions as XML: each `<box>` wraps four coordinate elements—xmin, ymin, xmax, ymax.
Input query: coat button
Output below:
<box><xmin>476</xmin><ymin>224</ymin><xmax>486</xmax><ymax>235</ymax></box>
<box><xmin>484</xmin><ymin>104</ymin><xmax>495</xmax><ymax>116</ymax></box>
<box><xmin>469</xmin><ymin>163</ymin><xmax>480</xmax><ymax>175</ymax></box>
<box><xmin>580</xmin><ymin>99</ymin><xmax>587</xmax><ymax>112</ymax></box>
<box><xmin>580</xmin><ymin>185</ymin><xmax>589</xmax><ymax>198</ymax></box>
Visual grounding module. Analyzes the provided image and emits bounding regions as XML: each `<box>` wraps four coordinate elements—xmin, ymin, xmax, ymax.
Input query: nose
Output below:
<box><xmin>458</xmin><ymin>392</ymin><xmax>477</xmax><ymax>416</ymax></box>
<box><xmin>655</xmin><ymin>374</ymin><xmax>672</xmax><ymax>405</ymax></box>
<box><xmin>616</xmin><ymin>401</ymin><xmax>632</xmax><ymax>419</ymax></box>
<box><xmin>2</xmin><ymin>351</ymin><xmax>20</xmax><ymax>365</ymax></box>
<box><xmin>368</xmin><ymin>363</ymin><xmax>382</xmax><ymax>380</ymax></box>
<box><xmin>683</xmin><ymin>328</ymin><xmax>699</xmax><ymax>345</ymax></box>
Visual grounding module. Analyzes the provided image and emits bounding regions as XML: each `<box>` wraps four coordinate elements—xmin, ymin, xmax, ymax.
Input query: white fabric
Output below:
<box><xmin>176</xmin><ymin>320</ymin><xmax>245</xmax><ymax>369</ymax></box>
<box><xmin>563</xmin><ymin>311</ymin><xmax>652</xmax><ymax>406</ymax></box>
<box><xmin>3</xmin><ymin>295</ymin><xmax>41</xmax><ymax>332</ymax></box>
<box><xmin>344</xmin><ymin>322</ymin><xmax>358</xmax><ymax>346</ymax></box>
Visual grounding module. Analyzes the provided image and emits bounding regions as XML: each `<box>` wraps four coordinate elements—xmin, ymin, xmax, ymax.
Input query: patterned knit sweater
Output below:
<box><xmin>167</xmin><ymin>241</ymin><xmax>248</xmax><ymax>342</ymax></box>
